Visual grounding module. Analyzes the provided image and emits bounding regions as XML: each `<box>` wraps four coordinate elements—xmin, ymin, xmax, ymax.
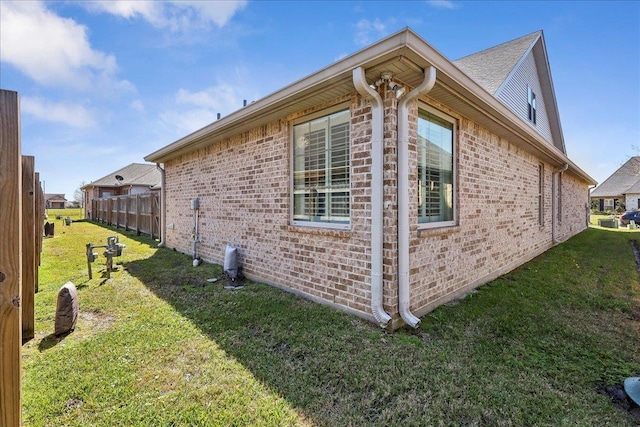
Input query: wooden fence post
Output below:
<box><xmin>0</xmin><ymin>89</ymin><xmax>23</xmax><ymax>427</ymax></box>
<box><xmin>35</xmin><ymin>172</ymin><xmax>43</xmax><ymax>293</ymax></box>
<box><xmin>21</xmin><ymin>156</ymin><xmax>36</xmax><ymax>342</ymax></box>
<box><xmin>135</xmin><ymin>194</ymin><xmax>141</xmax><ymax>235</ymax></box>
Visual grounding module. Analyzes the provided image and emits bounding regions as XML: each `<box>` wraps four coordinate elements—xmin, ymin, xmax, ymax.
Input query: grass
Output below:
<box><xmin>22</xmin><ymin>213</ymin><xmax>640</xmax><ymax>426</ymax></box>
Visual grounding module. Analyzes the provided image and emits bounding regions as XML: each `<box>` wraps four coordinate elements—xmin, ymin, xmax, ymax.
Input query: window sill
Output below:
<box><xmin>286</xmin><ymin>224</ymin><xmax>351</xmax><ymax>238</ymax></box>
<box><xmin>417</xmin><ymin>223</ymin><xmax>461</xmax><ymax>238</ymax></box>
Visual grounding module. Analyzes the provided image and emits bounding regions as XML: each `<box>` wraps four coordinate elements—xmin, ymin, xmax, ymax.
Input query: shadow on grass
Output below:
<box><xmin>119</xmin><ymin>226</ymin><xmax>640</xmax><ymax>426</ymax></box>
<box><xmin>37</xmin><ymin>331</ymin><xmax>75</xmax><ymax>352</ymax></box>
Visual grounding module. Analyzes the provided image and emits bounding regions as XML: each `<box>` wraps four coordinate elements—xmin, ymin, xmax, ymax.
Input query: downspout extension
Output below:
<box><xmin>552</xmin><ymin>163</ymin><xmax>569</xmax><ymax>244</ymax></box>
<box><xmin>156</xmin><ymin>163</ymin><xmax>166</xmax><ymax>247</ymax></box>
<box><xmin>397</xmin><ymin>66</ymin><xmax>437</xmax><ymax>328</ymax></box>
<box><xmin>353</xmin><ymin>66</ymin><xmax>392</xmax><ymax>328</ymax></box>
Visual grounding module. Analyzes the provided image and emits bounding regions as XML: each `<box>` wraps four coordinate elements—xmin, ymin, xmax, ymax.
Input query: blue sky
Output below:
<box><xmin>1</xmin><ymin>0</ymin><xmax>638</xmax><ymax>201</ymax></box>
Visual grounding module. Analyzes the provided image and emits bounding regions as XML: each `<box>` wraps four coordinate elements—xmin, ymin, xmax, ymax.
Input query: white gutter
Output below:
<box><xmin>397</xmin><ymin>66</ymin><xmax>437</xmax><ymax>328</ymax></box>
<box><xmin>156</xmin><ymin>163</ymin><xmax>166</xmax><ymax>247</ymax></box>
<box><xmin>352</xmin><ymin>66</ymin><xmax>392</xmax><ymax>328</ymax></box>
<box><xmin>552</xmin><ymin>163</ymin><xmax>569</xmax><ymax>243</ymax></box>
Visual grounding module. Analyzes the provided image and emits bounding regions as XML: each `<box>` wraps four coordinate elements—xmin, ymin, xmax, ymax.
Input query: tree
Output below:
<box><xmin>74</xmin><ymin>181</ymin><xmax>86</xmax><ymax>208</ymax></box>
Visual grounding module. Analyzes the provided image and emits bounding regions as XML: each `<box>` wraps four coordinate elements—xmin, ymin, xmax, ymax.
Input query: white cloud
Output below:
<box><xmin>426</xmin><ymin>0</ymin><xmax>459</xmax><ymax>10</ymax></box>
<box><xmin>86</xmin><ymin>0</ymin><xmax>248</xmax><ymax>31</ymax></box>
<box><xmin>21</xmin><ymin>97</ymin><xmax>97</xmax><ymax>128</ymax></box>
<box><xmin>0</xmin><ymin>0</ymin><xmax>133</xmax><ymax>93</ymax></box>
<box><xmin>176</xmin><ymin>84</ymin><xmax>240</xmax><ymax>110</ymax></box>
<box><xmin>160</xmin><ymin>108</ymin><xmax>219</xmax><ymax>136</ymax></box>
<box><xmin>130</xmin><ymin>99</ymin><xmax>146</xmax><ymax>112</ymax></box>
<box><xmin>159</xmin><ymin>82</ymin><xmax>248</xmax><ymax>135</ymax></box>
<box><xmin>354</xmin><ymin>18</ymin><xmax>389</xmax><ymax>46</ymax></box>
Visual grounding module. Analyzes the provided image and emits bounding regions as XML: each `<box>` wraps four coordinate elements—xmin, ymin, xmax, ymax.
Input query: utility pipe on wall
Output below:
<box><xmin>352</xmin><ymin>66</ymin><xmax>392</xmax><ymax>328</ymax></box>
<box><xmin>156</xmin><ymin>163</ymin><xmax>166</xmax><ymax>247</ymax></box>
<box><xmin>397</xmin><ymin>66</ymin><xmax>437</xmax><ymax>328</ymax></box>
<box><xmin>552</xmin><ymin>163</ymin><xmax>569</xmax><ymax>244</ymax></box>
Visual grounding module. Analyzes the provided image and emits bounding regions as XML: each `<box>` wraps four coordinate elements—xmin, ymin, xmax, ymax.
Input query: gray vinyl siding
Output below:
<box><xmin>496</xmin><ymin>52</ymin><xmax>553</xmax><ymax>143</ymax></box>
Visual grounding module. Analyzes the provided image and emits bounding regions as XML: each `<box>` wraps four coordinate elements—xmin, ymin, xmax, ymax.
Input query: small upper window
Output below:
<box><xmin>528</xmin><ymin>86</ymin><xmax>537</xmax><ymax>124</ymax></box>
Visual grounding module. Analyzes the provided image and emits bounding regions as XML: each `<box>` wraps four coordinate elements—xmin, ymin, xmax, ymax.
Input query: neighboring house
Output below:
<box><xmin>81</xmin><ymin>163</ymin><xmax>162</xmax><ymax>219</ymax></box>
<box><xmin>590</xmin><ymin>157</ymin><xmax>640</xmax><ymax>211</ymax></box>
<box><xmin>145</xmin><ymin>28</ymin><xmax>595</xmax><ymax>330</ymax></box>
<box><xmin>45</xmin><ymin>194</ymin><xmax>67</xmax><ymax>209</ymax></box>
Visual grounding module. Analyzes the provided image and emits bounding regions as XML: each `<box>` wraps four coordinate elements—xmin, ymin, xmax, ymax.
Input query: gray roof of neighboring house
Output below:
<box><xmin>454</xmin><ymin>31</ymin><xmax>541</xmax><ymax>95</ymax></box>
<box><xmin>45</xmin><ymin>194</ymin><xmax>67</xmax><ymax>201</ymax></box>
<box><xmin>82</xmin><ymin>163</ymin><xmax>162</xmax><ymax>189</ymax></box>
<box><xmin>590</xmin><ymin>157</ymin><xmax>640</xmax><ymax>197</ymax></box>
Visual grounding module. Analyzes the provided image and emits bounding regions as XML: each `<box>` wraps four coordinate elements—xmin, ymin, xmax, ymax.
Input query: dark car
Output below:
<box><xmin>620</xmin><ymin>211</ymin><xmax>640</xmax><ymax>226</ymax></box>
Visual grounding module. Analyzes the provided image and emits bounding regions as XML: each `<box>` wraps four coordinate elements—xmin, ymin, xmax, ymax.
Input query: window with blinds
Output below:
<box><xmin>417</xmin><ymin>108</ymin><xmax>455</xmax><ymax>226</ymax></box>
<box><xmin>293</xmin><ymin>109</ymin><xmax>350</xmax><ymax>225</ymax></box>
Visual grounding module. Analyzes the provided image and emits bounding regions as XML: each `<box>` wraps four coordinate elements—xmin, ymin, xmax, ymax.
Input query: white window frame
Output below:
<box><xmin>290</xmin><ymin>104</ymin><xmax>351</xmax><ymax>230</ymax></box>
<box><xmin>528</xmin><ymin>86</ymin><xmax>537</xmax><ymax>125</ymax></box>
<box><xmin>416</xmin><ymin>103</ymin><xmax>457</xmax><ymax>230</ymax></box>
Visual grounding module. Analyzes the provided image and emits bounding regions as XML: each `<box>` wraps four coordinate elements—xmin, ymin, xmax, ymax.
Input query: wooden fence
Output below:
<box><xmin>1</xmin><ymin>89</ymin><xmax>44</xmax><ymax>427</ymax></box>
<box><xmin>91</xmin><ymin>193</ymin><xmax>161</xmax><ymax>239</ymax></box>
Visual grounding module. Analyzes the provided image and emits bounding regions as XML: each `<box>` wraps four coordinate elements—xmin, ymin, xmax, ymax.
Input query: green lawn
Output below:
<box><xmin>22</xmin><ymin>219</ymin><xmax>640</xmax><ymax>426</ymax></box>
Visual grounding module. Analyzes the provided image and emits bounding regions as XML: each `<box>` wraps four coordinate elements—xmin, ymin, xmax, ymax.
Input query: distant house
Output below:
<box><xmin>145</xmin><ymin>28</ymin><xmax>595</xmax><ymax>330</ymax></box>
<box><xmin>590</xmin><ymin>157</ymin><xmax>640</xmax><ymax>212</ymax></box>
<box><xmin>45</xmin><ymin>194</ymin><xmax>67</xmax><ymax>209</ymax></box>
<box><xmin>81</xmin><ymin>163</ymin><xmax>162</xmax><ymax>219</ymax></box>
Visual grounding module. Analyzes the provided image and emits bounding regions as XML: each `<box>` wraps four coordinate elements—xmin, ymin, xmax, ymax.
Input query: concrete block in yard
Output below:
<box><xmin>55</xmin><ymin>282</ymin><xmax>78</xmax><ymax>337</ymax></box>
<box><xmin>598</xmin><ymin>218</ymin><xmax>619</xmax><ymax>228</ymax></box>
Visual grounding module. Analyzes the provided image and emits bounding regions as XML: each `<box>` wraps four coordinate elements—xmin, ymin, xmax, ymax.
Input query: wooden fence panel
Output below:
<box><xmin>0</xmin><ymin>89</ymin><xmax>23</xmax><ymax>427</ymax></box>
<box><xmin>90</xmin><ymin>193</ymin><xmax>160</xmax><ymax>239</ymax></box>
<box><xmin>21</xmin><ymin>156</ymin><xmax>36</xmax><ymax>342</ymax></box>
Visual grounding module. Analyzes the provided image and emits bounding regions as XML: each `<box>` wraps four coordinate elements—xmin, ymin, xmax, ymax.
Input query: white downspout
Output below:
<box><xmin>397</xmin><ymin>67</ymin><xmax>437</xmax><ymax>328</ymax></box>
<box><xmin>552</xmin><ymin>163</ymin><xmax>569</xmax><ymax>244</ymax></box>
<box><xmin>156</xmin><ymin>163</ymin><xmax>166</xmax><ymax>247</ymax></box>
<box><xmin>352</xmin><ymin>67</ymin><xmax>392</xmax><ymax>328</ymax></box>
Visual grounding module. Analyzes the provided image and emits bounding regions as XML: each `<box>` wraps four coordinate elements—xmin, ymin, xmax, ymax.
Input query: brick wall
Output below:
<box><xmin>163</xmin><ymin>91</ymin><xmax>590</xmax><ymax>326</ymax></box>
<box><xmin>164</xmin><ymin>95</ymin><xmax>378</xmax><ymax>319</ymax></box>
<box><xmin>405</xmin><ymin>95</ymin><xmax>587</xmax><ymax>320</ymax></box>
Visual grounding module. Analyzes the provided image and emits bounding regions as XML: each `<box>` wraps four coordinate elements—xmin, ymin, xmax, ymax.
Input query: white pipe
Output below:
<box><xmin>352</xmin><ymin>67</ymin><xmax>392</xmax><ymax>328</ymax></box>
<box><xmin>193</xmin><ymin>208</ymin><xmax>199</xmax><ymax>259</ymax></box>
<box><xmin>156</xmin><ymin>163</ymin><xmax>166</xmax><ymax>247</ymax></box>
<box><xmin>552</xmin><ymin>163</ymin><xmax>569</xmax><ymax>243</ymax></box>
<box><xmin>397</xmin><ymin>67</ymin><xmax>437</xmax><ymax>328</ymax></box>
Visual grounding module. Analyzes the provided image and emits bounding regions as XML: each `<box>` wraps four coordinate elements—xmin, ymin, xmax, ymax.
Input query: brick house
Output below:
<box><xmin>82</xmin><ymin>163</ymin><xmax>161</xmax><ymax>219</ymax></box>
<box><xmin>44</xmin><ymin>193</ymin><xmax>67</xmax><ymax>209</ymax></box>
<box><xmin>145</xmin><ymin>29</ymin><xmax>595</xmax><ymax>330</ymax></box>
<box><xmin>590</xmin><ymin>156</ymin><xmax>640</xmax><ymax>212</ymax></box>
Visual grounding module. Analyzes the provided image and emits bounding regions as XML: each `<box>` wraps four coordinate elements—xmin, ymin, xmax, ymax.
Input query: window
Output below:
<box><xmin>417</xmin><ymin>107</ymin><xmax>455</xmax><ymax>226</ymax></box>
<box><xmin>538</xmin><ymin>163</ymin><xmax>544</xmax><ymax>226</ymax></box>
<box><xmin>528</xmin><ymin>86</ymin><xmax>537</xmax><ymax>124</ymax></box>
<box><xmin>292</xmin><ymin>109</ymin><xmax>350</xmax><ymax>226</ymax></box>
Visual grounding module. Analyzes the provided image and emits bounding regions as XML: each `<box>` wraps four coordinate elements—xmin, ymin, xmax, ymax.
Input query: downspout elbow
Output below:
<box><xmin>397</xmin><ymin>66</ymin><xmax>437</xmax><ymax>328</ymax></box>
<box><xmin>353</xmin><ymin>66</ymin><xmax>392</xmax><ymax>328</ymax></box>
